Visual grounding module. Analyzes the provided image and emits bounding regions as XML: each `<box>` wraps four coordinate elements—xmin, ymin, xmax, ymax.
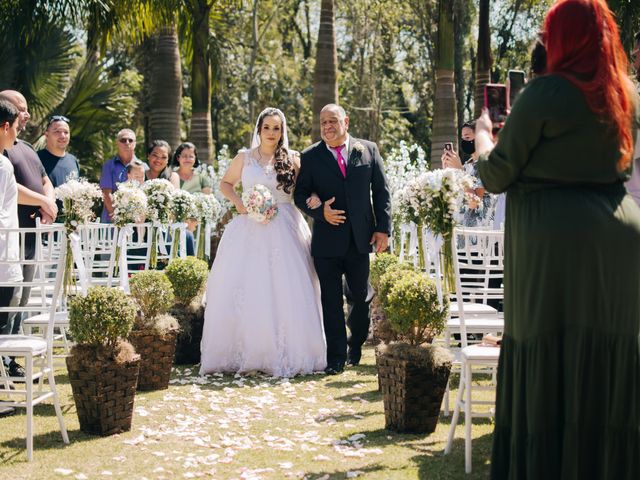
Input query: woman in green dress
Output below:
<box><xmin>475</xmin><ymin>0</ymin><xmax>640</xmax><ymax>478</ymax></box>
<box><xmin>172</xmin><ymin>142</ymin><xmax>213</xmax><ymax>194</ymax></box>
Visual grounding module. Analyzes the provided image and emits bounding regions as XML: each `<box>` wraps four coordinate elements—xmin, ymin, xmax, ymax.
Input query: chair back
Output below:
<box><xmin>0</xmin><ymin>225</ymin><xmax>67</xmax><ymax>354</ymax></box>
<box><xmin>452</xmin><ymin>227</ymin><xmax>505</xmax><ymax>347</ymax></box>
<box><xmin>76</xmin><ymin>222</ymin><xmax>118</xmax><ymax>288</ymax></box>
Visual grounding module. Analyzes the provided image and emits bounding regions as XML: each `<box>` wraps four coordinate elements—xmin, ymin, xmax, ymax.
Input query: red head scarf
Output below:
<box><xmin>544</xmin><ymin>0</ymin><xmax>634</xmax><ymax>171</ymax></box>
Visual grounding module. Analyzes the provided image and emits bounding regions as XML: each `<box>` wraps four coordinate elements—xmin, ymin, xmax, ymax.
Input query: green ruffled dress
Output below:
<box><xmin>477</xmin><ymin>74</ymin><xmax>640</xmax><ymax>479</ymax></box>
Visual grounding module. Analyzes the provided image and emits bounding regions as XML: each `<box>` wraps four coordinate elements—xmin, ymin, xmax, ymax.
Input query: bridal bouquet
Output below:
<box><xmin>142</xmin><ymin>179</ymin><xmax>175</xmax><ymax>268</ymax></box>
<box><xmin>192</xmin><ymin>193</ymin><xmax>222</xmax><ymax>260</ymax></box>
<box><xmin>55</xmin><ymin>173</ymin><xmax>102</xmax><ymax>295</ymax></box>
<box><xmin>242</xmin><ymin>184</ymin><xmax>278</xmax><ymax>224</ymax></box>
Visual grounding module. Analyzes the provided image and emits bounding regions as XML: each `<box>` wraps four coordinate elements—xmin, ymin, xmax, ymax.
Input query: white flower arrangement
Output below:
<box><xmin>241</xmin><ymin>184</ymin><xmax>278</xmax><ymax>224</ymax></box>
<box><xmin>142</xmin><ymin>179</ymin><xmax>174</xmax><ymax>226</ymax></box>
<box><xmin>199</xmin><ymin>144</ymin><xmax>233</xmax><ymax>217</ymax></box>
<box><xmin>55</xmin><ymin>173</ymin><xmax>102</xmax><ymax>231</ymax></box>
<box><xmin>353</xmin><ymin>141</ymin><xmax>365</xmax><ymax>153</ymax></box>
<box><xmin>192</xmin><ymin>193</ymin><xmax>222</xmax><ymax>224</ymax></box>
<box><xmin>172</xmin><ymin>189</ymin><xmax>197</xmax><ymax>222</ymax></box>
<box><xmin>111</xmin><ymin>181</ymin><xmax>148</xmax><ymax>227</ymax></box>
<box><xmin>396</xmin><ymin>168</ymin><xmax>473</xmax><ymax>235</ymax></box>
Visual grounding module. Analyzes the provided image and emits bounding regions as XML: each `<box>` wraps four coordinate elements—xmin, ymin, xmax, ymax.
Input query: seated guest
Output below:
<box><xmin>126</xmin><ymin>159</ymin><xmax>146</xmax><ymax>185</ymax></box>
<box><xmin>146</xmin><ymin>140</ymin><xmax>179</xmax><ymax>188</ymax></box>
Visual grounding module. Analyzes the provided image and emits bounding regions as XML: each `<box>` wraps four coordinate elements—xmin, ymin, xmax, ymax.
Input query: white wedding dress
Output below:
<box><xmin>200</xmin><ymin>152</ymin><xmax>327</xmax><ymax>377</ymax></box>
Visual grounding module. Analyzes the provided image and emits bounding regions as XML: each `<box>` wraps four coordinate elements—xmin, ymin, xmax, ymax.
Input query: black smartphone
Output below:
<box><xmin>484</xmin><ymin>83</ymin><xmax>508</xmax><ymax>124</ymax></box>
<box><xmin>508</xmin><ymin>70</ymin><xmax>526</xmax><ymax>107</ymax></box>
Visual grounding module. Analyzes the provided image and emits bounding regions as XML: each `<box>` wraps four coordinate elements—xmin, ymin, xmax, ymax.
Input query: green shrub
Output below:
<box><xmin>377</xmin><ymin>262</ymin><xmax>416</xmax><ymax>306</ymax></box>
<box><xmin>383</xmin><ymin>270</ymin><xmax>448</xmax><ymax>346</ymax></box>
<box><xmin>370</xmin><ymin>253</ymin><xmax>400</xmax><ymax>291</ymax></box>
<box><xmin>69</xmin><ymin>286</ymin><xmax>137</xmax><ymax>351</ymax></box>
<box><xmin>164</xmin><ymin>257</ymin><xmax>209</xmax><ymax>305</ymax></box>
<box><xmin>129</xmin><ymin>270</ymin><xmax>175</xmax><ymax>326</ymax></box>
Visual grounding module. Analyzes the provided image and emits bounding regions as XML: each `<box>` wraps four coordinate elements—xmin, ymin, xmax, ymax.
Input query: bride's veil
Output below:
<box><xmin>250</xmin><ymin>108</ymin><xmax>289</xmax><ymax>151</ymax></box>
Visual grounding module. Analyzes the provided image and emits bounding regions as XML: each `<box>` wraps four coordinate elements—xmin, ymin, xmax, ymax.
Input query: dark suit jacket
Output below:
<box><xmin>294</xmin><ymin>137</ymin><xmax>391</xmax><ymax>257</ymax></box>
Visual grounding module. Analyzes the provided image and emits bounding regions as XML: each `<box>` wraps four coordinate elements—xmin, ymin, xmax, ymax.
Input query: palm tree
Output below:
<box><xmin>474</xmin><ymin>0</ymin><xmax>491</xmax><ymax>118</ymax></box>
<box><xmin>430</xmin><ymin>0</ymin><xmax>457</xmax><ymax>168</ymax></box>
<box><xmin>311</xmin><ymin>0</ymin><xmax>338</xmax><ymax>142</ymax></box>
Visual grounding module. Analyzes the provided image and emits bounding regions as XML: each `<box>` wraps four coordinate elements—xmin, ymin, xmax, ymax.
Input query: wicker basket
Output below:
<box><xmin>376</xmin><ymin>343</ymin><xmax>452</xmax><ymax>434</ymax></box>
<box><xmin>66</xmin><ymin>349</ymin><xmax>140</xmax><ymax>436</ymax></box>
<box><xmin>128</xmin><ymin>329</ymin><xmax>178</xmax><ymax>391</ymax></box>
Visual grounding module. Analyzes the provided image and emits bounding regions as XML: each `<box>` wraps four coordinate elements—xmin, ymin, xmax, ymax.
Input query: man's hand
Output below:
<box><xmin>323</xmin><ymin>197</ymin><xmax>346</xmax><ymax>225</ymax></box>
<box><xmin>39</xmin><ymin>210</ymin><xmax>54</xmax><ymax>225</ymax></box>
<box><xmin>40</xmin><ymin>197</ymin><xmax>58</xmax><ymax>219</ymax></box>
<box><xmin>370</xmin><ymin>232</ymin><xmax>389</xmax><ymax>253</ymax></box>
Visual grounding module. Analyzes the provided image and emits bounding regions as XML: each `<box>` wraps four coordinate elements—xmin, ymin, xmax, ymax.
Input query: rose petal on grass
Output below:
<box><xmin>347</xmin><ymin>471</ymin><xmax>365</xmax><ymax>478</ymax></box>
<box><xmin>54</xmin><ymin>468</ymin><xmax>73</xmax><ymax>476</ymax></box>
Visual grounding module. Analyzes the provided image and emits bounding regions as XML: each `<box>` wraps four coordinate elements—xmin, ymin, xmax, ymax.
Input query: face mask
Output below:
<box><xmin>460</xmin><ymin>139</ymin><xmax>475</xmax><ymax>155</ymax></box>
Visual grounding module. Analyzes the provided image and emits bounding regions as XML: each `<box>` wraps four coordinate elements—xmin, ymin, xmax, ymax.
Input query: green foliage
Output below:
<box><xmin>383</xmin><ymin>270</ymin><xmax>448</xmax><ymax>346</ymax></box>
<box><xmin>68</xmin><ymin>286</ymin><xmax>137</xmax><ymax>351</ymax></box>
<box><xmin>377</xmin><ymin>262</ymin><xmax>416</xmax><ymax>307</ymax></box>
<box><xmin>370</xmin><ymin>253</ymin><xmax>400</xmax><ymax>291</ymax></box>
<box><xmin>129</xmin><ymin>271</ymin><xmax>175</xmax><ymax>326</ymax></box>
<box><xmin>165</xmin><ymin>257</ymin><xmax>209</xmax><ymax>306</ymax></box>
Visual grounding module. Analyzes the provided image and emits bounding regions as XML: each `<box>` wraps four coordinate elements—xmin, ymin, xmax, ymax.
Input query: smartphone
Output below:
<box><xmin>443</xmin><ymin>142</ymin><xmax>453</xmax><ymax>152</ymax></box>
<box><xmin>484</xmin><ymin>83</ymin><xmax>508</xmax><ymax>124</ymax></box>
<box><xmin>507</xmin><ymin>70</ymin><xmax>526</xmax><ymax>107</ymax></box>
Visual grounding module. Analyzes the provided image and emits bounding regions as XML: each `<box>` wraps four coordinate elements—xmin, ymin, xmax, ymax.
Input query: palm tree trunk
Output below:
<box><xmin>311</xmin><ymin>0</ymin><xmax>338</xmax><ymax>142</ymax></box>
<box><xmin>191</xmin><ymin>0</ymin><xmax>214</xmax><ymax>164</ymax></box>
<box><xmin>149</xmin><ymin>24</ymin><xmax>182</xmax><ymax>150</ymax></box>
<box><xmin>431</xmin><ymin>0</ymin><xmax>457</xmax><ymax>168</ymax></box>
<box><xmin>474</xmin><ymin>0</ymin><xmax>491</xmax><ymax>118</ymax></box>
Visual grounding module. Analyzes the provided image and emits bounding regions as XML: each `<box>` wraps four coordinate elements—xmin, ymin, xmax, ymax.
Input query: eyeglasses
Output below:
<box><xmin>119</xmin><ymin>138</ymin><xmax>135</xmax><ymax>144</ymax></box>
<box><xmin>48</xmin><ymin>115</ymin><xmax>69</xmax><ymax>125</ymax></box>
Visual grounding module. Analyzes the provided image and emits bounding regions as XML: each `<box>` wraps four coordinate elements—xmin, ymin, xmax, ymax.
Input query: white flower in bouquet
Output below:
<box><xmin>192</xmin><ymin>193</ymin><xmax>222</xmax><ymax>223</ymax></box>
<box><xmin>111</xmin><ymin>181</ymin><xmax>148</xmax><ymax>227</ymax></box>
<box><xmin>241</xmin><ymin>184</ymin><xmax>278</xmax><ymax>224</ymax></box>
<box><xmin>55</xmin><ymin>174</ymin><xmax>102</xmax><ymax>231</ymax></box>
<box><xmin>142</xmin><ymin>179</ymin><xmax>174</xmax><ymax>225</ymax></box>
<box><xmin>172</xmin><ymin>190</ymin><xmax>197</xmax><ymax>222</ymax></box>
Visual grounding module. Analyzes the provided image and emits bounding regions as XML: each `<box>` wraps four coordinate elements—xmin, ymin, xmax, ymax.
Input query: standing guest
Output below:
<box><xmin>475</xmin><ymin>1</ymin><xmax>640</xmax><ymax>477</ymax></box>
<box><xmin>625</xmin><ymin>31</ymin><xmax>640</xmax><ymax>207</ymax></box>
<box><xmin>37</xmin><ymin>115</ymin><xmax>79</xmax><ymax>188</ymax></box>
<box><xmin>100</xmin><ymin>129</ymin><xmax>145</xmax><ymax>223</ymax></box>
<box><xmin>0</xmin><ymin>100</ymin><xmax>23</xmax><ymax>399</ymax></box>
<box><xmin>172</xmin><ymin>142</ymin><xmax>212</xmax><ymax>194</ymax></box>
<box><xmin>0</xmin><ymin>90</ymin><xmax>57</xmax><ymax>379</ymax></box>
<box><xmin>294</xmin><ymin>104</ymin><xmax>391</xmax><ymax>374</ymax></box>
<box><xmin>146</xmin><ymin>140</ymin><xmax>179</xmax><ymax>188</ymax></box>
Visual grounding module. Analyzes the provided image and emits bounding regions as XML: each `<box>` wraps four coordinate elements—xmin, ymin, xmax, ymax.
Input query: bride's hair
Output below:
<box><xmin>256</xmin><ymin>108</ymin><xmax>296</xmax><ymax>194</ymax></box>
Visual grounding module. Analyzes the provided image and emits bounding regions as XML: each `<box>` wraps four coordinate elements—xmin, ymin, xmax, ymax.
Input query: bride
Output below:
<box><xmin>200</xmin><ymin>108</ymin><xmax>327</xmax><ymax>377</ymax></box>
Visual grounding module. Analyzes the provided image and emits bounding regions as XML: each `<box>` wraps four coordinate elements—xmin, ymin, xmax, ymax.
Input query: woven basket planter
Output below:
<box><xmin>128</xmin><ymin>329</ymin><xmax>178</xmax><ymax>391</ymax></box>
<box><xmin>66</xmin><ymin>347</ymin><xmax>140</xmax><ymax>436</ymax></box>
<box><xmin>376</xmin><ymin>343</ymin><xmax>452</xmax><ymax>434</ymax></box>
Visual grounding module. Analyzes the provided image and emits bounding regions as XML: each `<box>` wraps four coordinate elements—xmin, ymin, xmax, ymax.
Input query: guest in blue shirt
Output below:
<box><xmin>99</xmin><ymin>128</ymin><xmax>146</xmax><ymax>223</ymax></box>
<box><xmin>37</xmin><ymin>115</ymin><xmax>80</xmax><ymax>189</ymax></box>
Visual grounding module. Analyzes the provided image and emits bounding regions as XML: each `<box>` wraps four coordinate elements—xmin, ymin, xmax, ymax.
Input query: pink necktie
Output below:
<box><xmin>332</xmin><ymin>145</ymin><xmax>347</xmax><ymax>177</ymax></box>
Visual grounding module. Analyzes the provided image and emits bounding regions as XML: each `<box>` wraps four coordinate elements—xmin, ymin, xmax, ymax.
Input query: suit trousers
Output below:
<box><xmin>313</xmin><ymin>239</ymin><xmax>371</xmax><ymax>367</ymax></box>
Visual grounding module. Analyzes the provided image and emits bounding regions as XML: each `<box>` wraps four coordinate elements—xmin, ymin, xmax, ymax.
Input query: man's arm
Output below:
<box><xmin>294</xmin><ymin>153</ymin><xmax>326</xmax><ymax>223</ymax></box>
<box><xmin>370</xmin><ymin>143</ymin><xmax>391</xmax><ymax>235</ymax></box>
<box><xmin>102</xmin><ymin>188</ymin><xmax>114</xmax><ymax>220</ymax></box>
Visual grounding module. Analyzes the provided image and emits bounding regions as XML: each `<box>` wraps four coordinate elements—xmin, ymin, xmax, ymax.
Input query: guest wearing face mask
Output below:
<box><xmin>442</xmin><ymin>120</ymin><xmax>499</xmax><ymax>228</ymax></box>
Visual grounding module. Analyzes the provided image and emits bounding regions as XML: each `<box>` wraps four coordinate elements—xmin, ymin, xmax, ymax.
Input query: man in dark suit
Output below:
<box><xmin>294</xmin><ymin>104</ymin><xmax>391</xmax><ymax>374</ymax></box>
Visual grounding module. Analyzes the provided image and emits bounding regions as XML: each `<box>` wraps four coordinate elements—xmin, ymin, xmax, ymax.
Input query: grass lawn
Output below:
<box><xmin>0</xmin><ymin>346</ymin><xmax>494</xmax><ymax>479</ymax></box>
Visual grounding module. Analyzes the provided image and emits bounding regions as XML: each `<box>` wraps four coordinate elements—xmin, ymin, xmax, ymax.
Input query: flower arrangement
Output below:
<box><xmin>54</xmin><ymin>174</ymin><xmax>102</xmax><ymax>295</ymax></box>
<box><xmin>396</xmin><ymin>168</ymin><xmax>473</xmax><ymax>292</ymax></box>
<box><xmin>241</xmin><ymin>184</ymin><xmax>278</xmax><ymax>224</ymax></box>
<box><xmin>192</xmin><ymin>193</ymin><xmax>222</xmax><ymax>260</ymax></box>
<box><xmin>111</xmin><ymin>181</ymin><xmax>148</xmax><ymax>227</ymax></box>
<box><xmin>353</xmin><ymin>141</ymin><xmax>365</xmax><ymax>153</ymax></box>
<box><xmin>142</xmin><ymin>179</ymin><xmax>174</xmax><ymax>268</ymax></box>
<box><xmin>200</xmin><ymin>145</ymin><xmax>233</xmax><ymax>217</ymax></box>
<box><xmin>170</xmin><ymin>190</ymin><xmax>196</xmax><ymax>259</ymax></box>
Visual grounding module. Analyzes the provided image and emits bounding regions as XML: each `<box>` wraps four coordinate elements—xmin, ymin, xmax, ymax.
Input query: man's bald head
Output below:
<box><xmin>0</xmin><ymin>90</ymin><xmax>29</xmax><ymax>133</ymax></box>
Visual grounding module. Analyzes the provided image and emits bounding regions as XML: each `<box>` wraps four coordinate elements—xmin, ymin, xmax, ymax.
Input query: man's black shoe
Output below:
<box><xmin>347</xmin><ymin>348</ymin><xmax>361</xmax><ymax>366</ymax></box>
<box><xmin>324</xmin><ymin>364</ymin><xmax>344</xmax><ymax>375</ymax></box>
<box><xmin>8</xmin><ymin>360</ymin><xmax>25</xmax><ymax>378</ymax></box>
